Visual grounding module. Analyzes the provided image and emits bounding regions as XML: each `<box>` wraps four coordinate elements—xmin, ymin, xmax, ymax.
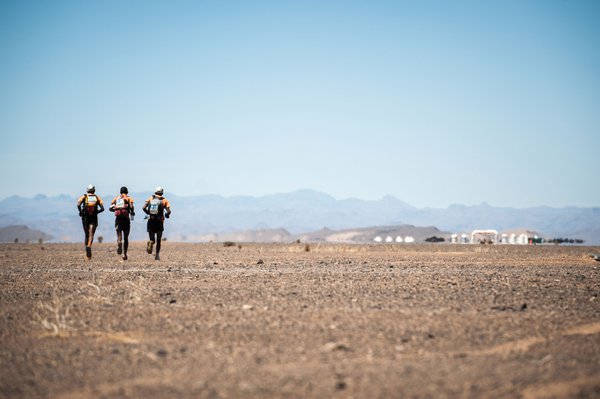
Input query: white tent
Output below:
<box><xmin>517</xmin><ymin>233</ymin><xmax>528</xmax><ymax>245</ymax></box>
<box><xmin>470</xmin><ymin>229</ymin><xmax>498</xmax><ymax>244</ymax></box>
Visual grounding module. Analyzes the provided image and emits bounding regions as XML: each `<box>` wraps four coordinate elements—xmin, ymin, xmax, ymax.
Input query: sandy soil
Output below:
<box><xmin>1</xmin><ymin>242</ymin><xmax>599</xmax><ymax>398</ymax></box>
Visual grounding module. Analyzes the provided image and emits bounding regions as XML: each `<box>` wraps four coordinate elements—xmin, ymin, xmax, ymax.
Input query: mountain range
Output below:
<box><xmin>0</xmin><ymin>189</ymin><xmax>597</xmax><ymax>244</ymax></box>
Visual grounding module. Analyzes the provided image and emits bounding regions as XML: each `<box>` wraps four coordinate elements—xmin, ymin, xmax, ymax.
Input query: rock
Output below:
<box><xmin>257</xmin><ymin>259</ymin><xmax>264</xmax><ymax>265</ymax></box>
<box><xmin>157</xmin><ymin>349</ymin><xmax>168</xmax><ymax>357</ymax></box>
<box><xmin>242</xmin><ymin>304</ymin><xmax>254</xmax><ymax>310</ymax></box>
<box><xmin>321</xmin><ymin>342</ymin><xmax>350</xmax><ymax>352</ymax></box>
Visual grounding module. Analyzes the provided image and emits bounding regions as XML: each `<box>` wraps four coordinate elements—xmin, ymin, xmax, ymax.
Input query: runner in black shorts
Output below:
<box><xmin>109</xmin><ymin>186</ymin><xmax>135</xmax><ymax>261</ymax></box>
<box><xmin>143</xmin><ymin>186</ymin><xmax>171</xmax><ymax>261</ymax></box>
<box><xmin>77</xmin><ymin>185</ymin><xmax>105</xmax><ymax>260</ymax></box>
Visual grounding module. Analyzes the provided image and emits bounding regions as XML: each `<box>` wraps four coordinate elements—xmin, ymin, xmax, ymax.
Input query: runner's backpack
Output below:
<box><xmin>84</xmin><ymin>194</ymin><xmax>98</xmax><ymax>215</ymax></box>
<box><xmin>114</xmin><ymin>195</ymin><xmax>129</xmax><ymax>217</ymax></box>
<box><xmin>148</xmin><ymin>196</ymin><xmax>162</xmax><ymax>216</ymax></box>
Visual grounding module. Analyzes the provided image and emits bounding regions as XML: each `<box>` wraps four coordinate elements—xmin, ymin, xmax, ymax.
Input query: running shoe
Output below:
<box><xmin>147</xmin><ymin>240</ymin><xmax>154</xmax><ymax>254</ymax></box>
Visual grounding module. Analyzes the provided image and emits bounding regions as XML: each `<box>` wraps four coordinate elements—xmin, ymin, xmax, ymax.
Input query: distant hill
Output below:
<box><xmin>194</xmin><ymin>228</ymin><xmax>294</xmax><ymax>243</ymax></box>
<box><xmin>0</xmin><ymin>225</ymin><xmax>53</xmax><ymax>243</ymax></box>
<box><xmin>0</xmin><ymin>190</ymin><xmax>598</xmax><ymax>244</ymax></box>
<box><xmin>174</xmin><ymin>225</ymin><xmax>449</xmax><ymax>244</ymax></box>
<box><xmin>296</xmin><ymin>225</ymin><xmax>449</xmax><ymax>243</ymax></box>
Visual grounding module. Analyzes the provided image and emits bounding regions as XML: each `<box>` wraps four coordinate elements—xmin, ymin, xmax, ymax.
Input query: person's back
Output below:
<box><xmin>147</xmin><ymin>195</ymin><xmax>166</xmax><ymax>220</ymax></box>
<box><xmin>113</xmin><ymin>193</ymin><xmax>134</xmax><ymax>218</ymax></box>
<box><xmin>79</xmin><ymin>192</ymin><xmax>101</xmax><ymax>217</ymax></box>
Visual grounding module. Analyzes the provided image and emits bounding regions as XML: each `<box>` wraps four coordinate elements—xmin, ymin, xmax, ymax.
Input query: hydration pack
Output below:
<box><xmin>114</xmin><ymin>196</ymin><xmax>129</xmax><ymax>217</ymax></box>
<box><xmin>149</xmin><ymin>197</ymin><xmax>162</xmax><ymax>216</ymax></box>
<box><xmin>84</xmin><ymin>194</ymin><xmax>98</xmax><ymax>215</ymax></box>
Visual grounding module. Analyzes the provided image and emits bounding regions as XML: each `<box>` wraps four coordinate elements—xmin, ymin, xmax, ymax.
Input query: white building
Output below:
<box><xmin>517</xmin><ymin>233</ymin><xmax>528</xmax><ymax>245</ymax></box>
<box><xmin>395</xmin><ymin>236</ymin><xmax>403</xmax><ymax>243</ymax></box>
<box><xmin>470</xmin><ymin>229</ymin><xmax>498</xmax><ymax>244</ymax></box>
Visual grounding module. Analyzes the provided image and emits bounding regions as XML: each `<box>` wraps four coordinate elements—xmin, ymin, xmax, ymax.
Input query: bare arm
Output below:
<box><xmin>142</xmin><ymin>199</ymin><xmax>150</xmax><ymax>215</ymax></box>
<box><xmin>97</xmin><ymin>197</ymin><xmax>105</xmax><ymax>214</ymax></box>
<box><xmin>165</xmin><ymin>200</ymin><xmax>171</xmax><ymax>218</ymax></box>
<box><xmin>76</xmin><ymin>197</ymin><xmax>84</xmax><ymax>215</ymax></box>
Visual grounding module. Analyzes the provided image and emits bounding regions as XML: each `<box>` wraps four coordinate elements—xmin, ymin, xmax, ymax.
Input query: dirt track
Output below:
<box><xmin>1</xmin><ymin>242</ymin><xmax>599</xmax><ymax>398</ymax></box>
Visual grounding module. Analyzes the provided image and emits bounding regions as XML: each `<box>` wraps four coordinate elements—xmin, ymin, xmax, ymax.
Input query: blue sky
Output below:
<box><xmin>1</xmin><ymin>0</ymin><xmax>598</xmax><ymax>207</ymax></box>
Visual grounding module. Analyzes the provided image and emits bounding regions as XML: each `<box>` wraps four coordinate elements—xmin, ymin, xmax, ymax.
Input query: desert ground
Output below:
<box><xmin>0</xmin><ymin>242</ymin><xmax>599</xmax><ymax>398</ymax></box>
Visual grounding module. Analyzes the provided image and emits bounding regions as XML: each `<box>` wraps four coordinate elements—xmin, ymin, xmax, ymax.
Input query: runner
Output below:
<box><xmin>109</xmin><ymin>186</ymin><xmax>135</xmax><ymax>260</ymax></box>
<box><xmin>77</xmin><ymin>185</ymin><xmax>105</xmax><ymax>260</ymax></box>
<box><xmin>142</xmin><ymin>187</ymin><xmax>171</xmax><ymax>261</ymax></box>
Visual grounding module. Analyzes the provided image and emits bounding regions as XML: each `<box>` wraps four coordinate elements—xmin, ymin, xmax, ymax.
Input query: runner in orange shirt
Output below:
<box><xmin>77</xmin><ymin>185</ymin><xmax>105</xmax><ymax>260</ymax></box>
<box><xmin>109</xmin><ymin>186</ymin><xmax>135</xmax><ymax>261</ymax></box>
<box><xmin>142</xmin><ymin>186</ymin><xmax>171</xmax><ymax>261</ymax></box>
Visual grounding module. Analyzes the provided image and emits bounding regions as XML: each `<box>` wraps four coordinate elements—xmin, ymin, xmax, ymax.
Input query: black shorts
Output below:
<box><xmin>115</xmin><ymin>216</ymin><xmax>131</xmax><ymax>232</ymax></box>
<box><xmin>82</xmin><ymin>215</ymin><xmax>98</xmax><ymax>227</ymax></box>
<box><xmin>147</xmin><ymin>218</ymin><xmax>164</xmax><ymax>233</ymax></box>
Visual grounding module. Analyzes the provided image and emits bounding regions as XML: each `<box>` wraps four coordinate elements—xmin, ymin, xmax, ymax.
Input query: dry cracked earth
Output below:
<box><xmin>1</xmin><ymin>242</ymin><xmax>599</xmax><ymax>398</ymax></box>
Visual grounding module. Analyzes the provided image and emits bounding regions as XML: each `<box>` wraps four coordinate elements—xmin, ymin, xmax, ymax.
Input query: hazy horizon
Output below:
<box><xmin>1</xmin><ymin>187</ymin><xmax>598</xmax><ymax>210</ymax></box>
<box><xmin>1</xmin><ymin>1</ymin><xmax>599</xmax><ymax>208</ymax></box>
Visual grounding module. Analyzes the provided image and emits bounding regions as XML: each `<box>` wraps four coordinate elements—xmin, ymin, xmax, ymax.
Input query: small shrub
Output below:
<box><xmin>14</xmin><ymin>238</ymin><xmax>18</xmax><ymax>244</ymax></box>
<box><xmin>304</xmin><ymin>244</ymin><xmax>310</xmax><ymax>252</ymax></box>
<box><xmin>223</xmin><ymin>241</ymin><xmax>236</xmax><ymax>247</ymax></box>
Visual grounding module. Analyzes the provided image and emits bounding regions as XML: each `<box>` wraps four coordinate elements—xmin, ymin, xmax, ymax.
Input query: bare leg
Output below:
<box><xmin>84</xmin><ymin>224</ymin><xmax>95</xmax><ymax>259</ymax></box>
<box><xmin>123</xmin><ymin>227</ymin><xmax>130</xmax><ymax>256</ymax></box>
<box><xmin>155</xmin><ymin>231</ymin><xmax>163</xmax><ymax>257</ymax></box>
<box><xmin>82</xmin><ymin>222</ymin><xmax>90</xmax><ymax>246</ymax></box>
<box><xmin>87</xmin><ymin>225</ymin><xmax>96</xmax><ymax>247</ymax></box>
<box><xmin>116</xmin><ymin>229</ymin><xmax>123</xmax><ymax>255</ymax></box>
<box><xmin>147</xmin><ymin>232</ymin><xmax>155</xmax><ymax>254</ymax></box>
